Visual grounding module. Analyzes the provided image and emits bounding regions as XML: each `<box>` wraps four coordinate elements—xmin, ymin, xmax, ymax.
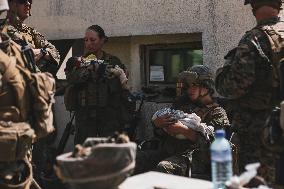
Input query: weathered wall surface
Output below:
<box><xmin>27</xmin><ymin>0</ymin><xmax>256</xmax><ymax>76</ymax></box>
<box><xmin>28</xmin><ymin>0</ymin><xmax>206</xmax><ymax>39</ymax></box>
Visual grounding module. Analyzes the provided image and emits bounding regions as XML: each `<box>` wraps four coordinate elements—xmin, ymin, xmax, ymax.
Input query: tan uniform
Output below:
<box><xmin>0</xmin><ymin>31</ymin><xmax>55</xmax><ymax>189</ymax></box>
<box><xmin>0</xmin><ymin>32</ymin><xmax>34</xmax><ymax>189</ymax></box>
<box><xmin>5</xmin><ymin>19</ymin><xmax>60</xmax><ymax>76</ymax></box>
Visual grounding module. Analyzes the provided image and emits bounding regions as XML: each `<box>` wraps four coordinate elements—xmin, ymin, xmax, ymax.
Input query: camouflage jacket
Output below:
<box><xmin>216</xmin><ymin>17</ymin><xmax>283</xmax><ymax>111</ymax></box>
<box><xmin>5</xmin><ymin>20</ymin><xmax>60</xmax><ymax>75</ymax></box>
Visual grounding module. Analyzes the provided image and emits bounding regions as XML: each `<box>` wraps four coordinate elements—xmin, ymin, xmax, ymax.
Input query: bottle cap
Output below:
<box><xmin>215</xmin><ymin>130</ymin><xmax>225</xmax><ymax>138</ymax></box>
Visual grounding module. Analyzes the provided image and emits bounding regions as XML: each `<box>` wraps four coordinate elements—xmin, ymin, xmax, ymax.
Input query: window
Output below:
<box><xmin>144</xmin><ymin>42</ymin><xmax>203</xmax><ymax>86</ymax></box>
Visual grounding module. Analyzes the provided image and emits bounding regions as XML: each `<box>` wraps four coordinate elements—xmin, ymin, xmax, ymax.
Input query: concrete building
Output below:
<box><xmin>26</xmin><ymin>0</ymin><xmax>283</xmax><ymax>147</ymax></box>
<box><xmin>27</xmin><ymin>0</ymin><xmax>261</xmax><ymax>90</ymax></box>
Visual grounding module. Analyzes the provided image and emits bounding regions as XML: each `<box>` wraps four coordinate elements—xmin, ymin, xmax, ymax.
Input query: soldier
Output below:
<box><xmin>64</xmin><ymin>25</ymin><xmax>129</xmax><ymax>145</ymax></box>
<box><xmin>215</xmin><ymin>0</ymin><xmax>284</xmax><ymax>187</ymax></box>
<box><xmin>4</xmin><ymin>1</ymin><xmax>60</xmax><ymax>184</ymax></box>
<box><xmin>0</xmin><ymin>0</ymin><xmax>55</xmax><ymax>188</ymax></box>
<box><xmin>135</xmin><ymin>65</ymin><xmax>230</xmax><ymax>178</ymax></box>
<box><xmin>6</xmin><ymin>0</ymin><xmax>60</xmax><ymax>76</ymax></box>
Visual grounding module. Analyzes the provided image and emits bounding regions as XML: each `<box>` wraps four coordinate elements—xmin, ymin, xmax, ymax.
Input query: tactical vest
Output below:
<box><xmin>64</xmin><ymin>53</ymin><xmax>121</xmax><ymax>111</ymax></box>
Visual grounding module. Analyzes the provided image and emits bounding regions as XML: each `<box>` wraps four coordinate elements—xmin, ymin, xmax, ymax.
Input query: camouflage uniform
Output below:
<box><xmin>65</xmin><ymin>51</ymin><xmax>128</xmax><ymax>144</ymax></box>
<box><xmin>5</xmin><ymin>19</ymin><xmax>60</xmax><ymax>76</ymax></box>
<box><xmin>136</xmin><ymin>65</ymin><xmax>230</xmax><ymax>178</ymax></box>
<box><xmin>215</xmin><ymin>16</ymin><xmax>283</xmax><ymax>185</ymax></box>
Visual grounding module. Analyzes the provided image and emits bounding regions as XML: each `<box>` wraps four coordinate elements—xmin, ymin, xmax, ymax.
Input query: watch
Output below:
<box><xmin>40</xmin><ymin>48</ymin><xmax>47</xmax><ymax>57</ymax></box>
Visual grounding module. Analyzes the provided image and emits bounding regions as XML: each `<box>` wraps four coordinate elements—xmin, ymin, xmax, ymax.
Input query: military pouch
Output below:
<box><xmin>0</xmin><ymin>121</ymin><xmax>35</xmax><ymax>162</ymax></box>
<box><xmin>96</xmin><ymin>81</ymin><xmax>108</xmax><ymax>107</ymax></box>
<box><xmin>28</xmin><ymin>72</ymin><xmax>55</xmax><ymax>139</ymax></box>
<box><xmin>64</xmin><ymin>85</ymin><xmax>79</xmax><ymax>111</ymax></box>
<box><xmin>86</xmin><ymin>83</ymin><xmax>97</xmax><ymax>107</ymax></box>
<box><xmin>0</xmin><ymin>106</ymin><xmax>20</xmax><ymax>122</ymax></box>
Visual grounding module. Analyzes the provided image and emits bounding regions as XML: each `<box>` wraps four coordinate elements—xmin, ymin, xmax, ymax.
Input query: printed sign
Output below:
<box><xmin>150</xmin><ymin>66</ymin><xmax>164</xmax><ymax>82</ymax></box>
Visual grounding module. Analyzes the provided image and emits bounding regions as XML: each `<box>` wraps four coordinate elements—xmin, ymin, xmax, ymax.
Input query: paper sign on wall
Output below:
<box><xmin>150</xmin><ymin>66</ymin><xmax>164</xmax><ymax>82</ymax></box>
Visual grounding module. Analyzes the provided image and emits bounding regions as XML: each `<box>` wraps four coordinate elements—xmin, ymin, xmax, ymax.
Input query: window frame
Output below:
<box><xmin>144</xmin><ymin>42</ymin><xmax>203</xmax><ymax>87</ymax></box>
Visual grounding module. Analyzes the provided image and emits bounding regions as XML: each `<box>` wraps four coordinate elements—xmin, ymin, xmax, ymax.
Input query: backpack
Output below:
<box><xmin>0</xmin><ymin>40</ymin><xmax>55</xmax><ymax>140</ymax></box>
<box><xmin>257</xmin><ymin>23</ymin><xmax>284</xmax><ymax>185</ymax></box>
<box><xmin>256</xmin><ymin>23</ymin><xmax>284</xmax><ymax>98</ymax></box>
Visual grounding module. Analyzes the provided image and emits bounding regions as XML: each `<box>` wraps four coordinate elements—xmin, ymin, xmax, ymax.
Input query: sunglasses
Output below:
<box><xmin>16</xmin><ymin>0</ymin><xmax>32</xmax><ymax>4</ymax></box>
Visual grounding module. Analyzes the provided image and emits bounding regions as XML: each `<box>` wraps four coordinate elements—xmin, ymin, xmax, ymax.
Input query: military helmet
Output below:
<box><xmin>244</xmin><ymin>0</ymin><xmax>282</xmax><ymax>7</ymax></box>
<box><xmin>56</xmin><ymin>136</ymin><xmax>137</xmax><ymax>189</ymax></box>
<box><xmin>179</xmin><ymin>65</ymin><xmax>215</xmax><ymax>95</ymax></box>
<box><xmin>0</xmin><ymin>0</ymin><xmax>9</xmax><ymax>11</ymax></box>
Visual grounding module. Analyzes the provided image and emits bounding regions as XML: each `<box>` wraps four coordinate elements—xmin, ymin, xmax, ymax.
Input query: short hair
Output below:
<box><xmin>87</xmin><ymin>25</ymin><xmax>108</xmax><ymax>42</ymax></box>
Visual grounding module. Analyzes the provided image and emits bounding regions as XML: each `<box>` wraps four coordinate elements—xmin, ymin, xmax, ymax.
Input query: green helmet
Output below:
<box><xmin>244</xmin><ymin>0</ymin><xmax>282</xmax><ymax>7</ymax></box>
<box><xmin>179</xmin><ymin>65</ymin><xmax>215</xmax><ymax>95</ymax></box>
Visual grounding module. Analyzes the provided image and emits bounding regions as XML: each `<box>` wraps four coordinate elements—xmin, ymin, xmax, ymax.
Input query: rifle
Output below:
<box><xmin>56</xmin><ymin>113</ymin><xmax>75</xmax><ymax>155</ymax></box>
<box><xmin>126</xmin><ymin>93</ymin><xmax>145</xmax><ymax>141</ymax></box>
<box><xmin>18</xmin><ymin>40</ymin><xmax>37</xmax><ymax>73</ymax></box>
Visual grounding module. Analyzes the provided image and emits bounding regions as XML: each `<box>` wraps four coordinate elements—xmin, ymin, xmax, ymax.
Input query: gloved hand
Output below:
<box><xmin>109</xmin><ymin>65</ymin><xmax>128</xmax><ymax>84</ymax></box>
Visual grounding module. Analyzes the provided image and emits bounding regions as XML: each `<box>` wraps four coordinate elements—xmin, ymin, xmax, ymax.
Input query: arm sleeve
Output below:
<box><xmin>110</xmin><ymin>56</ymin><xmax>129</xmax><ymax>77</ymax></box>
<box><xmin>215</xmin><ymin>37</ymin><xmax>257</xmax><ymax>99</ymax></box>
<box><xmin>194</xmin><ymin>107</ymin><xmax>230</xmax><ymax>149</ymax></box>
<box><xmin>32</xmin><ymin>28</ymin><xmax>60</xmax><ymax>66</ymax></box>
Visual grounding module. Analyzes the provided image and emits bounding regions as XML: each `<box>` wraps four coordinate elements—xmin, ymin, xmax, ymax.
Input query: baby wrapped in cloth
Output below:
<box><xmin>152</xmin><ymin>108</ymin><xmax>214</xmax><ymax>140</ymax></box>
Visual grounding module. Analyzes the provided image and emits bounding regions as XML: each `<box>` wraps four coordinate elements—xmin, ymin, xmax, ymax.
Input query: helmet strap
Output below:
<box><xmin>196</xmin><ymin>88</ymin><xmax>209</xmax><ymax>101</ymax></box>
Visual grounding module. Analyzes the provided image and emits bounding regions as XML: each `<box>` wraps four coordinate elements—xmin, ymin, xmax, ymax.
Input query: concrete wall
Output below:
<box><xmin>27</xmin><ymin>0</ymin><xmax>257</xmax><ymax>78</ymax></box>
<box><xmin>105</xmin><ymin>33</ymin><xmax>202</xmax><ymax>90</ymax></box>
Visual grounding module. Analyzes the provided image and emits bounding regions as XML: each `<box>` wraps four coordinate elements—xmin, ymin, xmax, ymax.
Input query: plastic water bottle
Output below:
<box><xmin>211</xmin><ymin>130</ymin><xmax>233</xmax><ymax>189</ymax></box>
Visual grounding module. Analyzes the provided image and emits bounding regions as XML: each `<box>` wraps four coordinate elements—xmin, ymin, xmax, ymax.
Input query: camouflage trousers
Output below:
<box><xmin>156</xmin><ymin>154</ymin><xmax>190</xmax><ymax>176</ymax></box>
<box><xmin>135</xmin><ymin>149</ymin><xmax>190</xmax><ymax>177</ymax></box>
<box><xmin>232</xmin><ymin>110</ymin><xmax>283</xmax><ymax>188</ymax></box>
